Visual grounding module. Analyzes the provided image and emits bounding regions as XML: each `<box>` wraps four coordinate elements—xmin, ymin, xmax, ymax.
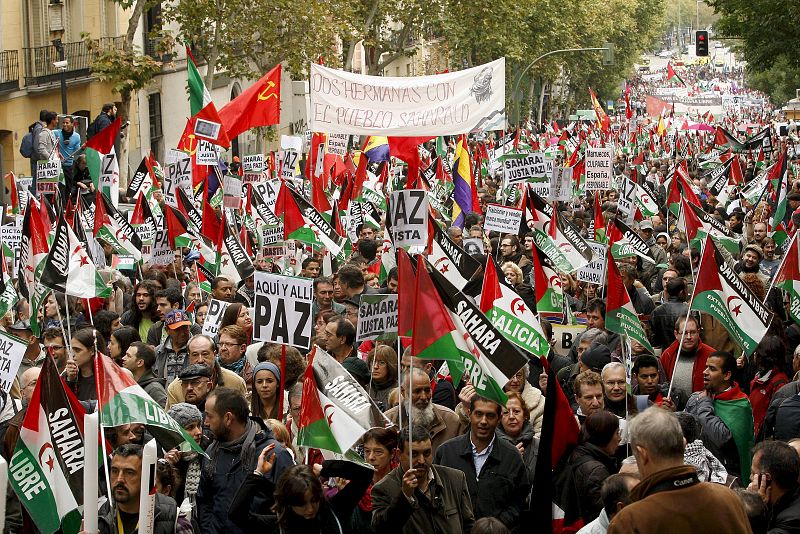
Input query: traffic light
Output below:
<box><xmin>696</xmin><ymin>30</ymin><xmax>709</xmax><ymax>56</ymax></box>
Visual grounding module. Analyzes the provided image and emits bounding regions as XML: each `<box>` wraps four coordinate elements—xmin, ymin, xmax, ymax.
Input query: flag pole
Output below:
<box><xmin>766</xmin><ymin>230</ymin><xmax>797</xmax><ymax>297</ymax></box>
<box><xmin>667</xmin><ymin>236</ymin><xmax>709</xmax><ymax>399</ymax></box>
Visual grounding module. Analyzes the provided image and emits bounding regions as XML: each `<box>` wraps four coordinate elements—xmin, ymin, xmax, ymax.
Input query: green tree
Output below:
<box><xmin>709</xmin><ymin>0</ymin><xmax>800</xmax><ymax>105</ymax></box>
<box><xmin>85</xmin><ymin>0</ymin><xmax>175</xmax><ymax>191</ymax></box>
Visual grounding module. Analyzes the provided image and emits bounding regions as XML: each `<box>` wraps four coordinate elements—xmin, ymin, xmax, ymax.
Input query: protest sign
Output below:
<box><xmin>223</xmin><ymin>174</ymin><xmax>243</xmax><ymax>209</ymax></box>
<box><xmin>281</xmin><ymin>149</ymin><xmax>299</xmax><ymax>180</ymax></box>
<box><xmin>148</xmin><ymin>229</ymin><xmax>174</xmax><ymax>266</ymax></box>
<box><xmin>36</xmin><ymin>160</ymin><xmax>61</xmax><ymax>195</ymax></box>
<box><xmin>0</xmin><ymin>330</ymin><xmax>27</xmax><ymax>393</ymax></box>
<box><xmin>201</xmin><ymin>299</ymin><xmax>230</xmax><ymax>338</ymax></box>
<box><xmin>483</xmin><ymin>204</ymin><xmax>522</xmax><ymax>234</ymax></box>
<box><xmin>501</xmin><ymin>152</ymin><xmax>550</xmax><ymax>186</ymax></box>
<box><xmin>356</xmin><ymin>294</ymin><xmax>399</xmax><ymax>342</ymax></box>
<box><xmin>576</xmin><ymin>241</ymin><xmax>608</xmax><ymax>286</ymax></box>
<box><xmin>242</xmin><ymin>154</ymin><xmax>265</xmax><ymax>173</ymax></box>
<box><xmin>195</xmin><ymin>140</ymin><xmax>218</xmax><ymax>166</ymax></box>
<box><xmin>280</xmin><ymin>135</ymin><xmax>304</xmax><ymax>152</ymax></box>
<box><xmin>549</xmin><ymin>166</ymin><xmax>573</xmax><ymax>201</ymax></box>
<box><xmin>463</xmin><ymin>238</ymin><xmax>485</xmax><ymax>256</ymax></box>
<box><xmin>309</xmin><ymin>58</ymin><xmax>506</xmax><ymax>136</ymax></box>
<box><xmin>253</xmin><ymin>272</ymin><xmax>314</xmax><ymax>349</ymax></box>
<box><xmin>389</xmin><ymin>190</ymin><xmax>428</xmax><ymax>248</ymax></box>
<box><xmin>552</xmin><ymin>324</ymin><xmax>588</xmax><ymax>357</ymax></box>
<box><xmin>617</xmin><ymin>176</ymin><xmax>636</xmax><ymax>221</ymax></box>
<box><xmin>585</xmin><ymin>146</ymin><xmax>614</xmax><ymax>191</ymax></box>
<box><xmin>164</xmin><ymin>156</ymin><xmax>191</xmax><ymax>208</ymax></box>
<box><xmin>326</xmin><ymin>134</ymin><xmax>349</xmax><ymax>157</ymax></box>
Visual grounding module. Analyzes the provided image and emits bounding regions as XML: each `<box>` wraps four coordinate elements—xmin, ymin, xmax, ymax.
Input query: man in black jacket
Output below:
<box><xmin>748</xmin><ymin>441</ymin><xmax>800</xmax><ymax>533</ymax></box>
<box><xmin>650</xmin><ymin>278</ymin><xmax>689</xmax><ymax>349</ymax></box>
<box><xmin>197</xmin><ymin>388</ymin><xmax>293</xmax><ymax>534</ymax></box>
<box><xmin>434</xmin><ymin>394</ymin><xmax>529</xmax><ymax>532</ymax></box>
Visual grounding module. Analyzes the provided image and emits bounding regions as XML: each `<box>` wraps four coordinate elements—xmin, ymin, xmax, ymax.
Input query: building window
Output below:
<box><xmin>148</xmin><ymin>92</ymin><xmax>163</xmax><ymax>156</ymax></box>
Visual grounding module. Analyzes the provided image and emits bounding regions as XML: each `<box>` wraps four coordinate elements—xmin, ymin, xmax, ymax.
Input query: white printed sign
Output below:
<box><xmin>576</xmin><ymin>242</ymin><xmax>607</xmax><ymax>286</ymax></box>
<box><xmin>548</xmin><ymin>166</ymin><xmax>573</xmax><ymax>201</ymax></box>
<box><xmin>242</xmin><ymin>154</ymin><xmax>265</xmax><ymax>173</ymax></box>
<box><xmin>356</xmin><ymin>294</ymin><xmax>399</xmax><ymax>342</ymax></box>
<box><xmin>165</xmin><ymin>156</ymin><xmax>191</xmax><ymax>208</ymax></box>
<box><xmin>0</xmin><ymin>331</ymin><xmax>26</xmax><ymax>393</ymax></box>
<box><xmin>326</xmin><ymin>134</ymin><xmax>349</xmax><ymax>157</ymax></box>
<box><xmin>281</xmin><ymin>149</ymin><xmax>299</xmax><ymax>180</ymax></box>
<box><xmin>584</xmin><ymin>147</ymin><xmax>614</xmax><ymax>191</ymax></box>
<box><xmin>617</xmin><ymin>176</ymin><xmax>636</xmax><ymax>220</ymax></box>
<box><xmin>195</xmin><ymin>140</ymin><xmax>218</xmax><ymax>166</ymax></box>
<box><xmin>309</xmin><ymin>58</ymin><xmax>506</xmax><ymax>136</ymax></box>
<box><xmin>36</xmin><ymin>160</ymin><xmax>61</xmax><ymax>194</ymax></box>
<box><xmin>148</xmin><ymin>229</ymin><xmax>174</xmax><ymax>266</ymax></box>
<box><xmin>389</xmin><ymin>190</ymin><xmax>428</xmax><ymax>248</ymax></box>
<box><xmin>502</xmin><ymin>152</ymin><xmax>550</xmax><ymax>186</ymax></box>
<box><xmin>201</xmin><ymin>299</ymin><xmax>230</xmax><ymax>338</ymax></box>
<box><xmin>483</xmin><ymin>204</ymin><xmax>522</xmax><ymax>234</ymax></box>
<box><xmin>223</xmin><ymin>174</ymin><xmax>243</xmax><ymax>210</ymax></box>
<box><xmin>253</xmin><ymin>272</ymin><xmax>314</xmax><ymax>349</ymax></box>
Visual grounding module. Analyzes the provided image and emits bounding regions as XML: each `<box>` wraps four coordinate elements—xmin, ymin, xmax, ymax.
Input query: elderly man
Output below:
<box><xmin>384</xmin><ymin>367</ymin><xmax>464</xmax><ymax>456</ymax></box>
<box><xmin>165</xmin><ymin>334</ymin><xmax>246</xmax><ymax>409</ymax></box>
<box><xmin>607</xmin><ymin>409</ymin><xmax>751</xmax><ymax>534</ymax></box>
<box><xmin>154</xmin><ymin>309</ymin><xmax>193</xmax><ymax>385</ymax></box>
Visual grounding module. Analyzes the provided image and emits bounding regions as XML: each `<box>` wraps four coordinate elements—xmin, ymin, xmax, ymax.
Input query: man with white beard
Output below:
<box><xmin>384</xmin><ymin>367</ymin><xmax>465</xmax><ymax>456</ymax></box>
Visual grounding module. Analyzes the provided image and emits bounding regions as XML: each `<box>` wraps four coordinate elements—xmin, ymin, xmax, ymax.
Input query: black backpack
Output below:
<box><xmin>19</xmin><ymin>122</ymin><xmax>42</xmax><ymax>158</ymax></box>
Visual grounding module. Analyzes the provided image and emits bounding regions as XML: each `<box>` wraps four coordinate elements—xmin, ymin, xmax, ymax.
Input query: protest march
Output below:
<box><xmin>4</xmin><ymin>25</ymin><xmax>800</xmax><ymax>534</ymax></box>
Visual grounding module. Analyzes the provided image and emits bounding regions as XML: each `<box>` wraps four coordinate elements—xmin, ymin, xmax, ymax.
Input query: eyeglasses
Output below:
<box><xmin>500</xmin><ymin>243</ymin><xmax>512</xmax><ymax>248</ymax></box>
<box><xmin>604</xmin><ymin>380</ymin><xmax>626</xmax><ymax>387</ymax></box>
<box><xmin>218</xmin><ymin>341</ymin><xmax>241</xmax><ymax>347</ymax></box>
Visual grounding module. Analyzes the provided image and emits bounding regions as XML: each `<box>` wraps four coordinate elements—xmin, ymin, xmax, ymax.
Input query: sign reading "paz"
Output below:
<box><xmin>253</xmin><ymin>272</ymin><xmax>313</xmax><ymax>349</ymax></box>
<box><xmin>389</xmin><ymin>190</ymin><xmax>428</xmax><ymax>248</ymax></box>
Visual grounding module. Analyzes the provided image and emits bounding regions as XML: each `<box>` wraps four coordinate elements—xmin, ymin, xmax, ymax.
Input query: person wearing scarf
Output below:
<box><xmin>218</xmin><ymin>325</ymin><xmax>254</xmax><ymax>388</ymax></box>
<box><xmin>250</xmin><ymin>361</ymin><xmax>282</xmax><ymax>421</ymax></box>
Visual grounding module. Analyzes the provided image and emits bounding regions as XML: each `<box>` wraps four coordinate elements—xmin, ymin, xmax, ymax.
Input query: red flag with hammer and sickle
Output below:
<box><xmin>219</xmin><ymin>64</ymin><xmax>282</xmax><ymax>139</ymax></box>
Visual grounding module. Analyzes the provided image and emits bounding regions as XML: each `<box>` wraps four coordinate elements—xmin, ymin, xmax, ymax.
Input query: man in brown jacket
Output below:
<box><xmin>608</xmin><ymin>408</ymin><xmax>752</xmax><ymax>534</ymax></box>
<box><xmin>384</xmin><ymin>367</ymin><xmax>465</xmax><ymax>455</ymax></box>
<box><xmin>371</xmin><ymin>426</ymin><xmax>474</xmax><ymax>534</ymax></box>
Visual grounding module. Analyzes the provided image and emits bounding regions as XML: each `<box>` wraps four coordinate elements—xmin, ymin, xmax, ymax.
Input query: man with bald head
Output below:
<box><xmin>19</xmin><ymin>367</ymin><xmax>40</xmax><ymax>405</ymax></box>
<box><xmin>383</xmin><ymin>367</ymin><xmax>465</xmax><ymax>455</ymax></box>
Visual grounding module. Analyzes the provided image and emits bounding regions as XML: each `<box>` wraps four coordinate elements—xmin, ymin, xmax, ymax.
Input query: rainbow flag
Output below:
<box><xmin>451</xmin><ymin>134</ymin><xmax>473</xmax><ymax>227</ymax></box>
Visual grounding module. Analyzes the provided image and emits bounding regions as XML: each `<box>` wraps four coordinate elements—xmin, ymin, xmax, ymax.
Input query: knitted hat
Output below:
<box><xmin>168</xmin><ymin>402</ymin><xmax>203</xmax><ymax>429</ymax></box>
<box><xmin>581</xmin><ymin>344</ymin><xmax>612</xmax><ymax>373</ymax></box>
<box><xmin>253</xmin><ymin>361</ymin><xmax>281</xmax><ymax>386</ymax></box>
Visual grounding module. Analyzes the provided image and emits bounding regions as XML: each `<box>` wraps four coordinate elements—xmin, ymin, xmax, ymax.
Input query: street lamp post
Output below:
<box><xmin>52</xmin><ymin>39</ymin><xmax>68</xmax><ymax>114</ymax></box>
<box><xmin>512</xmin><ymin>46</ymin><xmax>612</xmax><ymax>126</ymax></box>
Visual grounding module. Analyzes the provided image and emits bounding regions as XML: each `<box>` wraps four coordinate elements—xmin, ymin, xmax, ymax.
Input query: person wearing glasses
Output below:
<box><xmin>661</xmin><ymin>315</ymin><xmax>716</xmax><ymax>394</ymax></box>
<box><xmin>498</xmin><ymin>235</ymin><xmax>532</xmax><ymax>281</ymax></box>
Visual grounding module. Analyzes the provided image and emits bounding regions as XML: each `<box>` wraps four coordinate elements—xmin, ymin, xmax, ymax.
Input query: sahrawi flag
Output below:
<box><xmin>276</xmin><ymin>181</ymin><xmax>347</xmax><ymax>261</ymax></box>
<box><xmin>525</xmin><ymin>189</ymin><xmax>593</xmax><ymax>273</ymax></box>
<box><xmin>414</xmin><ymin>256</ymin><xmax>529</xmax><ymax>406</ymax></box>
<box><xmin>93</xmin><ymin>190</ymin><xmax>143</xmax><ymax>262</ymax></box>
<box><xmin>771</xmin><ymin>232</ymin><xmax>800</xmax><ymax>326</ymax></box>
<box><xmin>9</xmin><ymin>354</ymin><xmax>86</xmax><ymax>534</ymax></box>
<box><xmin>605</xmin><ymin>249</ymin><xmax>654</xmax><ymax>352</ymax></box>
<box><xmin>691</xmin><ymin>236</ymin><xmax>772</xmax><ymax>355</ymax></box>
<box><xmin>480</xmin><ymin>257</ymin><xmax>548</xmax><ymax>357</ymax></box>
<box><xmin>95</xmin><ymin>353</ymin><xmax>205</xmax><ymax>453</ymax></box>
<box><xmin>39</xmin><ymin>214</ymin><xmax>111</xmax><ymax>299</ymax></box>
<box><xmin>297</xmin><ymin>345</ymin><xmax>391</xmax><ymax>454</ymax></box>
<box><xmin>84</xmin><ymin>116</ymin><xmax>121</xmax><ymax>206</ymax></box>
<box><xmin>428</xmin><ymin>214</ymin><xmax>481</xmax><ymax>290</ymax></box>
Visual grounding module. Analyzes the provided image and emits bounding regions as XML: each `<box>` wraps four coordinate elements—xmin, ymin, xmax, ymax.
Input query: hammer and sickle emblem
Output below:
<box><xmin>184</xmin><ymin>134</ymin><xmax>198</xmax><ymax>156</ymax></box>
<box><xmin>257</xmin><ymin>80</ymin><xmax>277</xmax><ymax>101</ymax></box>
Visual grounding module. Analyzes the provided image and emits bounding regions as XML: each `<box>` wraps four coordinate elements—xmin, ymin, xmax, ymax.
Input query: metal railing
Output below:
<box><xmin>22</xmin><ymin>37</ymin><xmax>124</xmax><ymax>87</ymax></box>
<box><xmin>0</xmin><ymin>50</ymin><xmax>19</xmax><ymax>92</ymax></box>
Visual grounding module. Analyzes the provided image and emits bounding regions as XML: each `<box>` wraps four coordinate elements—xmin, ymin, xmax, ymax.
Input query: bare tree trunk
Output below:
<box><xmin>118</xmin><ymin>0</ymin><xmax>148</xmax><ymax>192</ymax></box>
<box><xmin>537</xmin><ymin>77</ymin><xmax>547</xmax><ymax>126</ymax></box>
<box><xmin>203</xmin><ymin>5</ymin><xmax>221</xmax><ymax>87</ymax></box>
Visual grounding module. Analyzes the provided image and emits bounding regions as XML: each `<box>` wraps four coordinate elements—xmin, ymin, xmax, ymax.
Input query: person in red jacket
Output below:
<box><xmin>749</xmin><ymin>335</ymin><xmax>789</xmax><ymax>438</ymax></box>
<box><xmin>660</xmin><ymin>315</ymin><xmax>717</xmax><ymax>394</ymax></box>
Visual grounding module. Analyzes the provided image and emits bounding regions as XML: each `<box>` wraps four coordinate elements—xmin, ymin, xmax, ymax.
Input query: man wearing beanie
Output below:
<box><xmin>166</xmin><ymin>402</ymin><xmax>207</xmax><ymax>526</ymax></box>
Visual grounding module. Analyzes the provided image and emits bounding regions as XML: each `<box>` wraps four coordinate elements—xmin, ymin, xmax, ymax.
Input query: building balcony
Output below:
<box><xmin>22</xmin><ymin>37</ymin><xmax>124</xmax><ymax>87</ymax></box>
<box><xmin>0</xmin><ymin>51</ymin><xmax>20</xmax><ymax>93</ymax></box>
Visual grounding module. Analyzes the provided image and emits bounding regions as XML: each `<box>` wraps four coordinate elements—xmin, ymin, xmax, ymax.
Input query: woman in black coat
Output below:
<box><xmin>229</xmin><ymin>443</ymin><xmax>373</xmax><ymax>534</ymax></box>
<box><xmin>567</xmin><ymin>410</ymin><xmax>621</xmax><ymax>524</ymax></box>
